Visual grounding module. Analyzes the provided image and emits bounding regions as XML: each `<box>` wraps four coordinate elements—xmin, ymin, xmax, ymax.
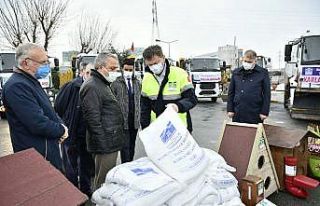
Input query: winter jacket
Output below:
<box><xmin>2</xmin><ymin>68</ymin><xmax>65</xmax><ymax>170</ymax></box>
<box><xmin>54</xmin><ymin>77</ymin><xmax>86</xmax><ymax>144</ymax></box>
<box><xmin>80</xmin><ymin>69</ymin><xmax>124</xmax><ymax>154</ymax></box>
<box><xmin>227</xmin><ymin>65</ymin><xmax>271</xmax><ymax>124</ymax></box>
<box><xmin>111</xmin><ymin>75</ymin><xmax>141</xmax><ymax>130</ymax></box>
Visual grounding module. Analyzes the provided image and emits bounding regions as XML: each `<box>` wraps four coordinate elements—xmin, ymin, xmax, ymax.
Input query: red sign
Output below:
<box><xmin>303</xmin><ymin>76</ymin><xmax>320</xmax><ymax>84</ymax></box>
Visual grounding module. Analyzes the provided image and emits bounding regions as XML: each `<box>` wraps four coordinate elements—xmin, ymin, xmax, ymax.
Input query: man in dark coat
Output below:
<box><xmin>2</xmin><ymin>43</ymin><xmax>68</xmax><ymax>171</ymax></box>
<box><xmin>80</xmin><ymin>53</ymin><xmax>124</xmax><ymax>191</ymax></box>
<box><xmin>227</xmin><ymin>50</ymin><xmax>271</xmax><ymax>124</ymax></box>
<box><xmin>111</xmin><ymin>57</ymin><xmax>141</xmax><ymax>163</ymax></box>
<box><xmin>54</xmin><ymin>63</ymin><xmax>94</xmax><ymax>197</ymax></box>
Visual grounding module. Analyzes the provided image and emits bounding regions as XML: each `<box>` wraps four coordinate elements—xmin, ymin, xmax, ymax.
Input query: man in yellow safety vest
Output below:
<box><xmin>140</xmin><ymin>45</ymin><xmax>197</xmax><ymax>132</ymax></box>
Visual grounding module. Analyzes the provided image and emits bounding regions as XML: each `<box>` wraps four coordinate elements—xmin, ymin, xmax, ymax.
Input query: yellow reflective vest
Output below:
<box><xmin>141</xmin><ymin>65</ymin><xmax>194</xmax><ymax>126</ymax></box>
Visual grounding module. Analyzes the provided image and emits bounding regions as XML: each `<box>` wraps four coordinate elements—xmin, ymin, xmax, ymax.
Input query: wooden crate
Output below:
<box><xmin>241</xmin><ymin>175</ymin><xmax>264</xmax><ymax>206</ymax></box>
<box><xmin>264</xmin><ymin>124</ymin><xmax>310</xmax><ymax>190</ymax></box>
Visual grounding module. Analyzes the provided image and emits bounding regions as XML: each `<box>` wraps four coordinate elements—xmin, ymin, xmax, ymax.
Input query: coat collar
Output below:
<box><xmin>90</xmin><ymin>69</ymin><xmax>111</xmax><ymax>86</ymax></box>
<box><xmin>14</xmin><ymin>67</ymin><xmax>42</xmax><ymax>86</ymax></box>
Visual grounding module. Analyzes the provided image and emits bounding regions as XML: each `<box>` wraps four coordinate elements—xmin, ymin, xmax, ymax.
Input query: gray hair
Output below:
<box><xmin>94</xmin><ymin>53</ymin><xmax>118</xmax><ymax>70</ymax></box>
<box><xmin>16</xmin><ymin>43</ymin><xmax>44</xmax><ymax>67</ymax></box>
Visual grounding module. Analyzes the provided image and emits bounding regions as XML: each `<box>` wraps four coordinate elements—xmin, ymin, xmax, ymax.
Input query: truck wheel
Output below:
<box><xmin>284</xmin><ymin>82</ymin><xmax>290</xmax><ymax>109</ymax></box>
<box><xmin>211</xmin><ymin>97</ymin><xmax>217</xmax><ymax>102</ymax></box>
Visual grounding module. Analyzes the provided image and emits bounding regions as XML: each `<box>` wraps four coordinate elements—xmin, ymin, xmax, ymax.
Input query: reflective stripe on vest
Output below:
<box><xmin>142</xmin><ymin>66</ymin><xmax>192</xmax><ymax>125</ymax></box>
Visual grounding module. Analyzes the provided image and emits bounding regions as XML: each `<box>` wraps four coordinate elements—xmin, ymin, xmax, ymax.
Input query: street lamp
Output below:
<box><xmin>155</xmin><ymin>39</ymin><xmax>178</xmax><ymax>58</ymax></box>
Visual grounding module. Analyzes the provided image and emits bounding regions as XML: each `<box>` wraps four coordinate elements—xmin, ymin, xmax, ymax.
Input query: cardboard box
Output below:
<box><xmin>0</xmin><ymin>148</ymin><xmax>88</xmax><ymax>206</ymax></box>
<box><xmin>264</xmin><ymin>124</ymin><xmax>311</xmax><ymax>190</ymax></box>
<box><xmin>241</xmin><ymin>175</ymin><xmax>264</xmax><ymax>206</ymax></box>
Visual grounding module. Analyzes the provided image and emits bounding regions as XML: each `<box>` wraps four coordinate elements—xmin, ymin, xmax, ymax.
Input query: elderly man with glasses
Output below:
<box><xmin>2</xmin><ymin>43</ymin><xmax>68</xmax><ymax>171</ymax></box>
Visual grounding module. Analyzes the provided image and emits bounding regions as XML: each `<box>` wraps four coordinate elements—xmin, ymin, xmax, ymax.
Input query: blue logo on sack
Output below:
<box><xmin>131</xmin><ymin>168</ymin><xmax>157</xmax><ymax>176</ymax></box>
<box><xmin>160</xmin><ymin>121</ymin><xmax>176</xmax><ymax>143</ymax></box>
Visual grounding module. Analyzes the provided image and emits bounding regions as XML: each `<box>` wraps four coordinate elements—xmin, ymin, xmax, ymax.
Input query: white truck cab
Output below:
<box><xmin>187</xmin><ymin>56</ymin><xmax>222</xmax><ymax>102</ymax></box>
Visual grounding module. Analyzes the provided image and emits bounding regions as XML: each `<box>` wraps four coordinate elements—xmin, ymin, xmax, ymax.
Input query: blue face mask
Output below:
<box><xmin>35</xmin><ymin>64</ymin><xmax>50</xmax><ymax>79</ymax></box>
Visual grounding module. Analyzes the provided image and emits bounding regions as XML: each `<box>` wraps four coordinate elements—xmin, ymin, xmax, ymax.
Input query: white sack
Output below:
<box><xmin>205</xmin><ymin>166</ymin><xmax>238</xmax><ymax>189</ymax></box>
<box><xmin>184</xmin><ymin>182</ymin><xmax>220</xmax><ymax>206</ymax></box>
<box><xmin>106</xmin><ymin>157</ymin><xmax>174</xmax><ymax>191</ymax></box>
<box><xmin>165</xmin><ymin>174</ymin><xmax>207</xmax><ymax>206</ymax></box>
<box><xmin>92</xmin><ymin>182</ymin><xmax>182</xmax><ymax>206</ymax></box>
<box><xmin>203</xmin><ymin>148</ymin><xmax>236</xmax><ymax>172</ymax></box>
<box><xmin>139</xmin><ymin>107</ymin><xmax>209</xmax><ymax>183</ymax></box>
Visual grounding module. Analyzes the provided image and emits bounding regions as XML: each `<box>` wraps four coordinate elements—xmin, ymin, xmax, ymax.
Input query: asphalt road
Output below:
<box><xmin>0</xmin><ymin>99</ymin><xmax>319</xmax><ymax>205</ymax></box>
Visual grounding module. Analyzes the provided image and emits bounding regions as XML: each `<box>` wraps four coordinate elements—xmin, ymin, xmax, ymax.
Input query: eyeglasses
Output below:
<box><xmin>26</xmin><ymin>57</ymin><xmax>50</xmax><ymax>65</ymax></box>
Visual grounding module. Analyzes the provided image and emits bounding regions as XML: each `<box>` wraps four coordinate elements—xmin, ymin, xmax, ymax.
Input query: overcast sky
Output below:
<box><xmin>51</xmin><ymin>0</ymin><xmax>320</xmax><ymax>68</ymax></box>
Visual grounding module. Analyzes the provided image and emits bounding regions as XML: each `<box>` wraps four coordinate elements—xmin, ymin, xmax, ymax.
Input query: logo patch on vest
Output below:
<box><xmin>168</xmin><ymin>81</ymin><xmax>177</xmax><ymax>91</ymax></box>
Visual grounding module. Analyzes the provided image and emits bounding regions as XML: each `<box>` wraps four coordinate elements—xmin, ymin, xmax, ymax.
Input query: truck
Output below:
<box><xmin>0</xmin><ymin>51</ymin><xmax>16</xmax><ymax>118</ymax></box>
<box><xmin>186</xmin><ymin>56</ymin><xmax>222</xmax><ymax>102</ymax></box>
<box><xmin>256</xmin><ymin>55</ymin><xmax>272</xmax><ymax>70</ymax></box>
<box><xmin>284</xmin><ymin>34</ymin><xmax>320</xmax><ymax>120</ymax></box>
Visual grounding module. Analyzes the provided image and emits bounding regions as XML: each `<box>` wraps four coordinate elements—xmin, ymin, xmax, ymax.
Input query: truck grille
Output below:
<box><xmin>200</xmin><ymin>82</ymin><xmax>215</xmax><ymax>89</ymax></box>
<box><xmin>199</xmin><ymin>90</ymin><xmax>216</xmax><ymax>95</ymax></box>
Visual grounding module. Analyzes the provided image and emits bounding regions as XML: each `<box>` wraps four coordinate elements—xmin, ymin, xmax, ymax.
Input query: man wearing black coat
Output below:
<box><xmin>80</xmin><ymin>53</ymin><xmax>124</xmax><ymax>191</ymax></box>
<box><xmin>227</xmin><ymin>50</ymin><xmax>271</xmax><ymax>124</ymax></box>
<box><xmin>54</xmin><ymin>63</ymin><xmax>94</xmax><ymax>197</ymax></box>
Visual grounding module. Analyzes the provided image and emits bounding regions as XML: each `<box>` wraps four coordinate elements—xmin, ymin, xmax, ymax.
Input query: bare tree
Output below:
<box><xmin>0</xmin><ymin>0</ymin><xmax>69</xmax><ymax>50</ymax></box>
<box><xmin>26</xmin><ymin>0</ymin><xmax>69</xmax><ymax>51</ymax></box>
<box><xmin>72</xmin><ymin>14</ymin><xmax>116</xmax><ymax>54</ymax></box>
<box><xmin>0</xmin><ymin>0</ymin><xmax>26</xmax><ymax>48</ymax></box>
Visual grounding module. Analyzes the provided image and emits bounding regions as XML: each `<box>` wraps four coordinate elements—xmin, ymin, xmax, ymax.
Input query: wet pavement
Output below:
<box><xmin>0</xmin><ymin>99</ymin><xmax>319</xmax><ymax>205</ymax></box>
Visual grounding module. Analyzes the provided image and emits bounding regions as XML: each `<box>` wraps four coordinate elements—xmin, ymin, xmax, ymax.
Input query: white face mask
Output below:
<box><xmin>242</xmin><ymin>62</ymin><xmax>254</xmax><ymax>70</ymax></box>
<box><xmin>123</xmin><ymin>71</ymin><xmax>133</xmax><ymax>79</ymax></box>
<box><xmin>105</xmin><ymin>71</ymin><xmax>118</xmax><ymax>82</ymax></box>
<box><xmin>150</xmin><ymin>62</ymin><xmax>164</xmax><ymax>75</ymax></box>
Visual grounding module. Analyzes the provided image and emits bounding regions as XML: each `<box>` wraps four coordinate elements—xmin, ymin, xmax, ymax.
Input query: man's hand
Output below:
<box><xmin>227</xmin><ymin>112</ymin><xmax>235</xmax><ymax>118</ymax></box>
<box><xmin>260</xmin><ymin>114</ymin><xmax>268</xmax><ymax>121</ymax></box>
<box><xmin>59</xmin><ymin>124</ymin><xmax>69</xmax><ymax>143</ymax></box>
<box><xmin>166</xmin><ymin>103</ymin><xmax>179</xmax><ymax>112</ymax></box>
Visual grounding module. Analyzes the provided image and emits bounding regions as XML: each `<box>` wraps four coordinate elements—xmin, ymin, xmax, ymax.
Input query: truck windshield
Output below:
<box><xmin>81</xmin><ymin>56</ymin><xmax>97</xmax><ymax>64</ymax></box>
<box><xmin>190</xmin><ymin>58</ymin><xmax>220</xmax><ymax>71</ymax></box>
<box><xmin>302</xmin><ymin>36</ymin><xmax>320</xmax><ymax>64</ymax></box>
<box><xmin>0</xmin><ymin>53</ymin><xmax>16</xmax><ymax>71</ymax></box>
<box><xmin>256</xmin><ymin>57</ymin><xmax>265</xmax><ymax>68</ymax></box>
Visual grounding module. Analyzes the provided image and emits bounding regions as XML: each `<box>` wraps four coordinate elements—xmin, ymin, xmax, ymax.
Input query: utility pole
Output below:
<box><xmin>151</xmin><ymin>0</ymin><xmax>160</xmax><ymax>44</ymax></box>
<box><xmin>278</xmin><ymin>50</ymin><xmax>281</xmax><ymax>71</ymax></box>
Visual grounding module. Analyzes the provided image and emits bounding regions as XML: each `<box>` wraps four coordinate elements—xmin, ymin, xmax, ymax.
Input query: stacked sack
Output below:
<box><xmin>92</xmin><ymin>157</ymin><xmax>183</xmax><ymax>206</ymax></box>
<box><xmin>92</xmin><ymin>107</ymin><xmax>244</xmax><ymax>206</ymax></box>
<box><xmin>166</xmin><ymin>148</ymin><xmax>243</xmax><ymax>206</ymax></box>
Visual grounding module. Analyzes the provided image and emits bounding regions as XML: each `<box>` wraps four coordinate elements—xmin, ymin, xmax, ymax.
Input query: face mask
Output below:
<box><xmin>123</xmin><ymin>71</ymin><xmax>133</xmax><ymax>79</ymax></box>
<box><xmin>35</xmin><ymin>64</ymin><xmax>50</xmax><ymax>79</ymax></box>
<box><xmin>150</xmin><ymin>62</ymin><xmax>164</xmax><ymax>75</ymax></box>
<box><xmin>242</xmin><ymin>62</ymin><xmax>254</xmax><ymax>70</ymax></box>
<box><xmin>105</xmin><ymin>71</ymin><xmax>118</xmax><ymax>83</ymax></box>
